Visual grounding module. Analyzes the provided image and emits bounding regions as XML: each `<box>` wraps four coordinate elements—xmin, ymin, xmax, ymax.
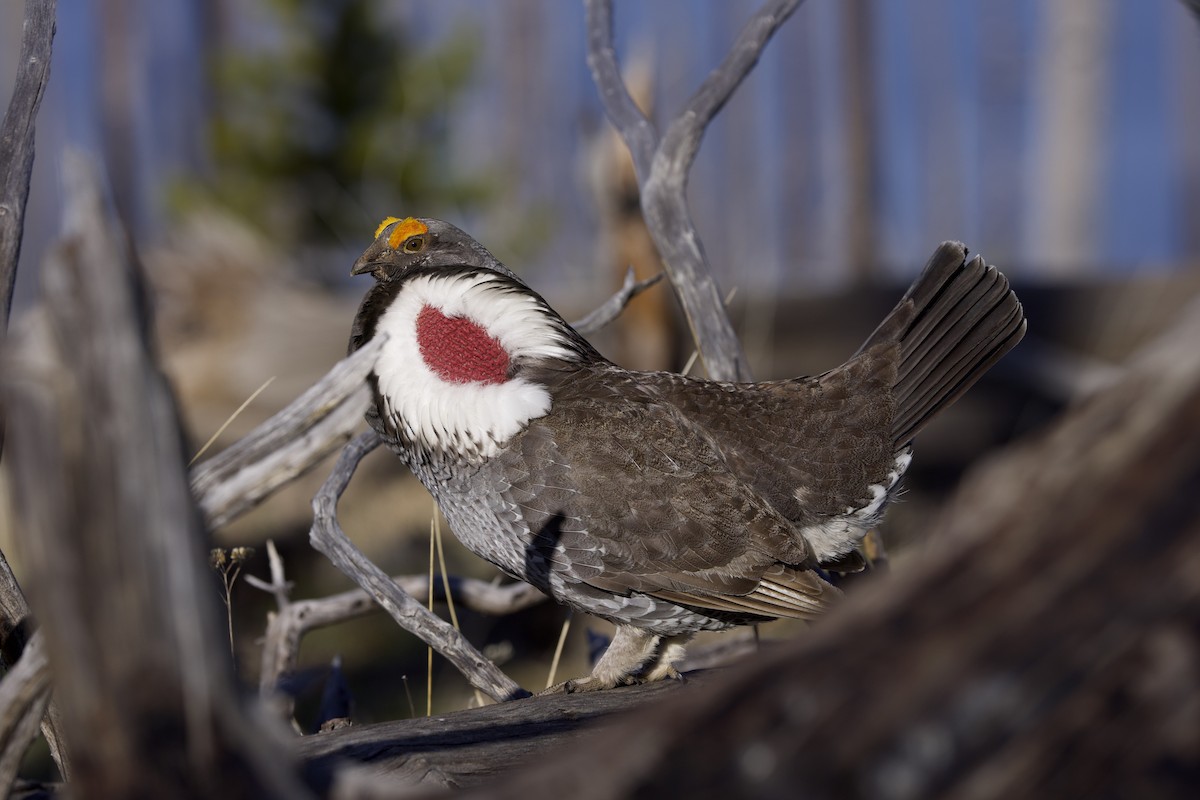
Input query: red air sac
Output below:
<box><xmin>417</xmin><ymin>305</ymin><xmax>510</xmax><ymax>385</ymax></box>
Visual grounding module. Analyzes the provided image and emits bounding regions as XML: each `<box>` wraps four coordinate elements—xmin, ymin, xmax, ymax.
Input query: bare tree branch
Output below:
<box><xmin>583</xmin><ymin>1</ymin><xmax>657</xmax><ymax>180</ymax></box>
<box><xmin>308</xmin><ymin>431</ymin><xmax>530</xmax><ymax>703</ymax></box>
<box><xmin>244</xmin><ymin>540</ymin><xmax>294</xmax><ymax>613</ymax></box>
<box><xmin>0</xmin><ymin>631</ymin><xmax>49</xmax><ymax>790</ymax></box>
<box><xmin>584</xmin><ymin>0</ymin><xmax>804</xmax><ymax>382</ymax></box>
<box><xmin>0</xmin><ymin>0</ymin><xmax>56</xmax><ymax>332</ymax></box>
<box><xmin>570</xmin><ymin>266</ymin><xmax>662</xmax><ymax>335</ymax></box>
<box><xmin>259</xmin><ymin>574</ymin><xmax>544</xmax><ymax>703</ymax></box>
<box><xmin>661</xmin><ymin>0</ymin><xmax>802</xmax><ymax>182</ymax></box>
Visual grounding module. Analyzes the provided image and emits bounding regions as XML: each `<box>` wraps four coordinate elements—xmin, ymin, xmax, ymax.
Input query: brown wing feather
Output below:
<box><xmin>655</xmin><ymin>565</ymin><xmax>840</xmax><ymax>620</ymax></box>
<box><xmin>503</xmin><ymin>363</ymin><xmax>836</xmax><ymax>619</ymax></box>
<box><xmin>639</xmin><ymin>357</ymin><xmax>898</xmax><ymax>530</ymax></box>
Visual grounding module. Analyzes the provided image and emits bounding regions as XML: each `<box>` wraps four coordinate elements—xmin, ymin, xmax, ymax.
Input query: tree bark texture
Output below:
<box><xmin>0</xmin><ymin>0</ymin><xmax>56</xmax><ymax>332</ymax></box>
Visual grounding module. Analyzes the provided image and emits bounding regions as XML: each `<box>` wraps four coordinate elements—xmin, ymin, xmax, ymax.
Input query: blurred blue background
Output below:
<box><xmin>4</xmin><ymin>0</ymin><xmax>1198</xmax><ymax>309</ymax></box>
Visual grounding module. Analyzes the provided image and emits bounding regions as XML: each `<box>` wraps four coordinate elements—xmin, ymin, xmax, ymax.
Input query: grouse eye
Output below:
<box><xmin>402</xmin><ymin>236</ymin><xmax>426</xmax><ymax>254</ymax></box>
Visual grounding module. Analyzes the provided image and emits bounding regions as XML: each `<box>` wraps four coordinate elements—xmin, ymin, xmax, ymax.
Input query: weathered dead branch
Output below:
<box><xmin>189</xmin><ymin>343</ymin><xmax>380</xmax><ymax>531</ymax></box>
<box><xmin>0</xmin><ymin>0</ymin><xmax>56</xmax><ymax>332</ymax></box>
<box><xmin>585</xmin><ymin>0</ymin><xmax>804</xmax><ymax>381</ymax></box>
<box><xmin>259</xmin><ymin>575</ymin><xmax>545</xmax><ymax>703</ymax></box>
<box><xmin>300</xmin><ymin>672</ymin><xmax>710</xmax><ymax>795</ymax></box>
<box><xmin>0</xmin><ymin>631</ymin><xmax>49</xmax><ymax>790</ymax></box>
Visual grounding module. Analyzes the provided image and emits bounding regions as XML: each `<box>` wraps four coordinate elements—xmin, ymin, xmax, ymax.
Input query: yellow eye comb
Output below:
<box><xmin>375</xmin><ymin>216</ymin><xmax>429</xmax><ymax>250</ymax></box>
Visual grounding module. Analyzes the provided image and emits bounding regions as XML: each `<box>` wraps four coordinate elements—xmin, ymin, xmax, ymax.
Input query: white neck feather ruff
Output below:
<box><xmin>372</xmin><ymin>272</ymin><xmax>577</xmax><ymax>458</ymax></box>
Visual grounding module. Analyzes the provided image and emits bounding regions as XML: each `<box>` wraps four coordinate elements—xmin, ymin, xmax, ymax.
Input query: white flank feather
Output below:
<box><xmin>372</xmin><ymin>273</ymin><xmax>577</xmax><ymax>457</ymax></box>
<box><xmin>800</xmin><ymin>450</ymin><xmax>913</xmax><ymax>562</ymax></box>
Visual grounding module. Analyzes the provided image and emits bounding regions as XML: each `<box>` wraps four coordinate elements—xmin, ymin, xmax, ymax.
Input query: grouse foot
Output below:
<box><xmin>537</xmin><ymin>626</ymin><xmax>692</xmax><ymax>694</ymax></box>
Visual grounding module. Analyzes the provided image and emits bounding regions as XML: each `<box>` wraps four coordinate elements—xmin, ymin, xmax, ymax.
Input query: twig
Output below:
<box><xmin>0</xmin><ymin>631</ymin><xmax>50</xmax><ymax>790</ymax></box>
<box><xmin>433</xmin><ymin>510</ymin><xmax>487</xmax><ymax>709</ymax></box>
<box><xmin>571</xmin><ymin>267</ymin><xmax>662</xmax><ymax>335</ymax></box>
<box><xmin>244</xmin><ymin>539</ymin><xmax>293</xmax><ymax>613</ymax></box>
<box><xmin>584</xmin><ymin>0</ymin><xmax>804</xmax><ymax>381</ymax></box>
<box><xmin>308</xmin><ymin>431</ymin><xmax>530</xmax><ymax>703</ymax></box>
<box><xmin>426</xmin><ymin>519</ymin><xmax>436</xmax><ymax>716</ymax></box>
<box><xmin>258</xmin><ymin>574</ymin><xmax>544</xmax><ymax>702</ymax></box>
<box><xmin>546</xmin><ymin>614</ymin><xmax>573</xmax><ymax>690</ymax></box>
<box><xmin>210</xmin><ymin>547</ymin><xmax>255</xmax><ymax>664</ymax></box>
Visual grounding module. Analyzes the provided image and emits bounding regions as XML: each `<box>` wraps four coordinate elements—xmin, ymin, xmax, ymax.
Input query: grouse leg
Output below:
<box><xmin>542</xmin><ymin>624</ymin><xmax>672</xmax><ymax>694</ymax></box>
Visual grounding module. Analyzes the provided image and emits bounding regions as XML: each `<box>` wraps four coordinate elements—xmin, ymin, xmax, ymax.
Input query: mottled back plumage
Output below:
<box><xmin>349</xmin><ymin>217</ymin><xmax>1026</xmax><ymax>690</ymax></box>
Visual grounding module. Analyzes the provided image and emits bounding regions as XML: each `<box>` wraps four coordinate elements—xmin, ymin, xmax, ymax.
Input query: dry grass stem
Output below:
<box><xmin>546</xmin><ymin>614</ymin><xmax>573</xmax><ymax>690</ymax></box>
<box><xmin>189</xmin><ymin>376</ymin><xmax>276</xmax><ymax>465</ymax></box>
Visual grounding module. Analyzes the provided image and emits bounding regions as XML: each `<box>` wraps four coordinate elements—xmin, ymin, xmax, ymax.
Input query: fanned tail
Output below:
<box><xmin>858</xmin><ymin>242</ymin><xmax>1026</xmax><ymax>450</ymax></box>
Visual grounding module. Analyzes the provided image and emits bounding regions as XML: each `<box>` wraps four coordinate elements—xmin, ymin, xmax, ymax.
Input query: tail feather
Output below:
<box><xmin>859</xmin><ymin>242</ymin><xmax>1026</xmax><ymax>450</ymax></box>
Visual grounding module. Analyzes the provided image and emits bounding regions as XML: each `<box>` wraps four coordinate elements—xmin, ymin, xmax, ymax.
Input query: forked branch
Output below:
<box><xmin>584</xmin><ymin>0</ymin><xmax>805</xmax><ymax>382</ymax></box>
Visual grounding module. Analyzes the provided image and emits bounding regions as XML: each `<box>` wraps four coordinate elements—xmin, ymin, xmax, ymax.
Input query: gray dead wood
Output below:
<box><xmin>585</xmin><ymin>0</ymin><xmax>804</xmax><ymax>382</ymax></box>
<box><xmin>259</xmin><ymin>576</ymin><xmax>544</xmax><ymax>702</ymax></box>
<box><xmin>0</xmin><ymin>631</ymin><xmax>49</xmax><ymax>790</ymax></box>
<box><xmin>308</xmin><ymin>431</ymin><xmax>530</xmax><ymax>704</ymax></box>
<box><xmin>0</xmin><ymin>0</ymin><xmax>55</xmax><ymax>332</ymax></box>
<box><xmin>189</xmin><ymin>343</ymin><xmax>381</xmax><ymax>531</ymax></box>
<box><xmin>0</xmin><ymin>154</ymin><xmax>314</xmax><ymax>799</ymax></box>
<box><xmin>296</xmin><ymin>672</ymin><xmax>713</xmax><ymax>795</ymax></box>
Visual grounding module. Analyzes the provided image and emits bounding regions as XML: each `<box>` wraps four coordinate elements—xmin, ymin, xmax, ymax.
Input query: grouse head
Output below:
<box><xmin>349</xmin><ymin>217</ymin><xmax>599</xmax><ymax>460</ymax></box>
<box><xmin>351</xmin><ymin>216</ymin><xmax>523</xmax><ymax>283</ymax></box>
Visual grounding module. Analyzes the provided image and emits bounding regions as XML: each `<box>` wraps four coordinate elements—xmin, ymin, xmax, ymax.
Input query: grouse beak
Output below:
<box><xmin>351</xmin><ymin>238</ymin><xmax>391</xmax><ymax>278</ymax></box>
